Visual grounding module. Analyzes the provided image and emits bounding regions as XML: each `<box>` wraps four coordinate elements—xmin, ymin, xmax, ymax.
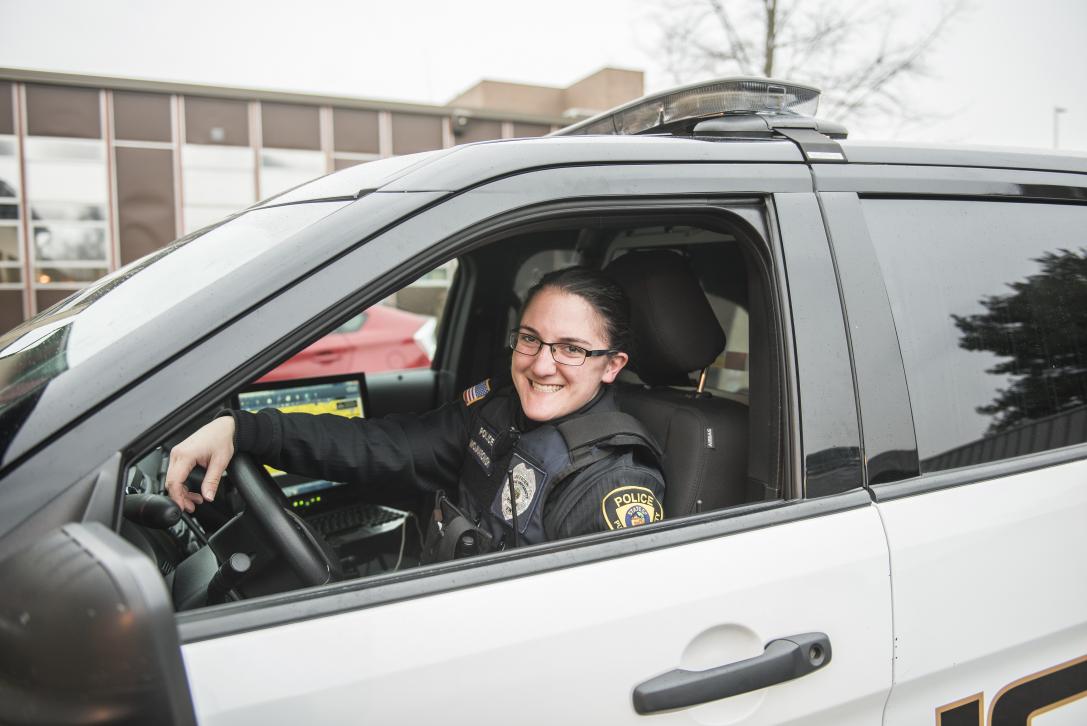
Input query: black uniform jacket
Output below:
<box><xmin>229</xmin><ymin>383</ymin><xmax>666</xmax><ymax>541</ymax></box>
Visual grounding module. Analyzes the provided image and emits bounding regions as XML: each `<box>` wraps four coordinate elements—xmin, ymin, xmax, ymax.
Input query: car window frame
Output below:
<box><xmin>10</xmin><ymin>160</ymin><xmax>872</xmax><ymax>641</ymax></box>
<box><xmin>814</xmin><ymin>165</ymin><xmax>1087</xmax><ymax>502</ymax></box>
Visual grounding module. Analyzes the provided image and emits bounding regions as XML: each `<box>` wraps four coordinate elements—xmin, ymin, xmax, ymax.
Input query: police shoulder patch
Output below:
<box><xmin>601</xmin><ymin>485</ymin><xmax>664</xmax><ymax>530</ymax></box>
<box><xmin>462</xmin><ymin>378</ymin><xmax>492</xmax><ymax>406</ymax></box>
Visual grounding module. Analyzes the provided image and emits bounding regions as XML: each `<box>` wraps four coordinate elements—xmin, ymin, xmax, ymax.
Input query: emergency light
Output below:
<box><xmin>554</xmin><ymin>77</ymin><xmax>827</xmax><ymax>137</ymax></box>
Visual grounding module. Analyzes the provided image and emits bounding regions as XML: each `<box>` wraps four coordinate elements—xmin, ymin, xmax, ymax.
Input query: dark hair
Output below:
<box><xmin>522</xmin><ymin>266</ymin><xmax>632</xmax><ymax>353</ymax></box>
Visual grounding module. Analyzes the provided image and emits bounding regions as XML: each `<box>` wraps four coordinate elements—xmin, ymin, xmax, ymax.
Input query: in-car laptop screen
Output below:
<box><xmin>236</xmin><ymin>375</ymin><xmax>365</xmax><ymax>503</ymax></box>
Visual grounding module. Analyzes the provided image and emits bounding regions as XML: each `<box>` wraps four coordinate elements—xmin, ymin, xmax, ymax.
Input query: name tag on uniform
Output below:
<box><xmin>469</xmin><ymin>422</ymin><xmax>498</xmax><ymax>475</ymax></box>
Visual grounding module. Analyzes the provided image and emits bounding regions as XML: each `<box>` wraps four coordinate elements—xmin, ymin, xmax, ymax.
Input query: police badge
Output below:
<box><xmin>501</xmin><ymin>461</ymin><xmax>538</xmax><ymax>521</ymax></box>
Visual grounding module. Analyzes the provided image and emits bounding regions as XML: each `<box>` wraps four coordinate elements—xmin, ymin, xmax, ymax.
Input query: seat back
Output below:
<box><xmin>605</xmin><ymin>251</ymin><xmax>750</xmax><ymax>515</ymax></box>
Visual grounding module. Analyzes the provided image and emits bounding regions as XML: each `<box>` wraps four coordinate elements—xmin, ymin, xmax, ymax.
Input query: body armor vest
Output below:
<box><xmin>422</xmin><ymin>386</ymin><xmax>662</xmax><ymax>562</ymax></box>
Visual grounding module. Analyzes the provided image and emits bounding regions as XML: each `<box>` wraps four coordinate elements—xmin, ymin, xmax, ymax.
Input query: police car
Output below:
<box><xmin>1</xmin><ymin>78</ymin><xmax>1085</xmax><ymax>725</ymax></box>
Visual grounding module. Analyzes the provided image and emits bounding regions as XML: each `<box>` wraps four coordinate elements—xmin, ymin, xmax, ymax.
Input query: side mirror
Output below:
<box><xmin>0</xmin><ymin>522</ymin><xmax>196</xmax><ymax>725</ymax></box>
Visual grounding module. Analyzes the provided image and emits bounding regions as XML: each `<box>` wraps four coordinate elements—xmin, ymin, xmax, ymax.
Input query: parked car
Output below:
<box><xmin>0</xmin><ymin>77</ymin><xmax>1084</xmax><ymax>726</ymax></box>
<box><xmin>259</xmin><ymin>304</ymin><xmax>435</xmax><ymax>382</ymax></box>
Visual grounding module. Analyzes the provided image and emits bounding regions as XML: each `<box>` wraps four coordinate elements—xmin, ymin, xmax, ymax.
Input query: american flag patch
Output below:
<box><xmin>462</xmin><ymin>379</ymin><xmax>492</xmax><ymax>406</ymax></box>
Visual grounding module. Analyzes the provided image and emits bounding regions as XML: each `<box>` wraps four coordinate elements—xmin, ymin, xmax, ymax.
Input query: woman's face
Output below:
<box><xmin>511</xmin><ymin>287</ymin><xmax>629</xmax><ymax>422</ymax></box>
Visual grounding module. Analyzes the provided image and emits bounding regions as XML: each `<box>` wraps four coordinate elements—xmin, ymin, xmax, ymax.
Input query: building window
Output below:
<box><xmin>512</xmin><ymin>122</ymin><xmax>551</xmax><ymax>138</ymax></box>
<box><xmin>0</xmin><ymin>82</ymin><xmax>14</xmax><ymax>136</ymax></box>
<box><xmin>114</xmin><ymin>147</ymin><xmax>177</xmax><ymax>265</ymax></box>
<box><xmin>453</xmin><ymin>118</ymin><xmax>502</xmax><ymax>145</ymax></box>
<box><xmin>261</xmin><ymin>102</ymin><xmax>320</xmax><ymax>151</ymax></box>
<box><xmin>25</xmin><ymin>84</ymin><xmax>101</xmax><ymax>139</ymax></box>
<box><xmin>333</xmin><ymin>108</ymin><xmax>379</xmax><ymax>155</ymax></box>
<box><xmin>0</xmin><ymin>135</ymin><xmax>22</xmax><ymax>284</ymax></box>
<box><xmin>23</xmin><ymin>137</ymin><xmax>109</xmax><ymax>287</ymax></box>
<box><xmin>181</xmin><ymin>144</ymin><xmax>255</xmax><ymax>234</ymax></box>
<box><xmin>391</xmin><ymin>113</ymin><xmax>443</xmax><ymax>155</ymax></box>
<box><xmin>259</xmin><ymin>148</ymin><xmax>326</xmax><ymax>200</ymax></box>
<box><xmin>184</xmin><ymin>96</ymin><xmax>249</xmax><ymax>147</ymax></box>
<box><xmin>113</xmin><ymin>90</ymin><xmax>172</xmax><ymax>143</ymax></box>
<box><xmin>332</xmin><ymin>107</ymin><xmax>381</xmax><ymax>170</ymax></box>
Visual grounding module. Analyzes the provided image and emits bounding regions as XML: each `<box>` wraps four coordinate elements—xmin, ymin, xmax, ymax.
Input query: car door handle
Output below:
<box><xmin>633</xmin><ymin>632</ymin><xmax>832</xmax><ymax>715</ymax></box>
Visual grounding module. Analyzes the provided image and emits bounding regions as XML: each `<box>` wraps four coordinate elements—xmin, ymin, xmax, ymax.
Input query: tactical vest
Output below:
<box><xmin>422</xmin><ymin>387</ymin><xmax>662</xmax><ymax>562</ymax></box>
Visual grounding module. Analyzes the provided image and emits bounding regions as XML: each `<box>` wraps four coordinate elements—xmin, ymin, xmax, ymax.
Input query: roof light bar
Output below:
<box><xmin>554</xmin><ymin>77</ymin><xmax>822</xmax><ymax>137</ymax></box>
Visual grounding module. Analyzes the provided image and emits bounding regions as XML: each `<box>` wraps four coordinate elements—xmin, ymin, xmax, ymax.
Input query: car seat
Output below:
<box><xmin>605</xmin><ymin>250</ymin><xmax>750</xmax><ymax>516</ymax></box>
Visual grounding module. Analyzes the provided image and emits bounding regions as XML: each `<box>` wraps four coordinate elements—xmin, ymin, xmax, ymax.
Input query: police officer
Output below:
<box><xmin>165</xmin><ymin>267</ymin><xmax>666</xmax><ymax>558</ymax></box>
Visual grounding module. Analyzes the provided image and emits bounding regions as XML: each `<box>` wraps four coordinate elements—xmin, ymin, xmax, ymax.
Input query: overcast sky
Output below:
<box><xmin>2</xmin><ymin>0</ymin><xmax>1085</xmax><ymax>151</ymax></box>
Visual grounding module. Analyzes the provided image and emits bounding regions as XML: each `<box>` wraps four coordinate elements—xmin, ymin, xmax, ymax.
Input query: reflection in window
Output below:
<box><xmin>182</xmin><ymin>144</ymin><xmax>255</xmax><ymax>234</ymax></box>
<box><xmin>259</xmin><ymin>148</ymin><xmax>325</xmax><ymax>200</ymax></box>
<box><xmin>0</xmin><ymin>220</ymin><xmax>20</xmax><ymax>281</ymax></box>
<box><xmin>864</xmin><ymin>199</ymin><xmax>1087</xmax><ymax>471</ymax></box>
<box><xmin>0</xmin><ymin>227</ymin><xmax>19</xmax><ymax>261</ymax></box>
<box><xmin>24</xmin><ymin>137</ymin><xmax>110</xmax><ymax>291</ymax></box>
<box><xmin>953</xmin><ymin>249</ymin><xmax>1087</xmax><ymax>431</ymax></box>
<box><xmin>29</xmin><ymin>202</ymin><xmax>104</xmax><ymax>221</ymax></box>
<box><xmin>33</xmin><ymin>225</ymin><xmax>107</xmax><ymax>261</ymax></box>
<box><xmin>36</xmin><ymin>266</ymin><xmax>109</xmax><ymax>284</ymax></box>
<box><xmin>0</xmin><ymin>136</ymin><xmax>21</xmax><ymax>286</ymax></box>
<box><xmin>24</xmin><ymin>138</ymin><xmax>108</xmax><ymax>203</ymax></box>
<box><xmin>0</xmin><ymin>136</ymin><xmax>19</xmax><ymax>199</ymax></box>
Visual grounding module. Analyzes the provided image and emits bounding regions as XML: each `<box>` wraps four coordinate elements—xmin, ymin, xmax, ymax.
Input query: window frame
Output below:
<box><xmin>22</xmin><ymin>135</ymin><xmax>112</xmax><ymax>288</ymax></box>
<box><xmin>814</xmin><ymin>164</ymin><xmax>1087</xmax><ymax>501</ymax></box>
<box><xmin>174</xmin><ymin>199</ymin><xmax>817</xmax><ymax>640</ymax></box>
<box><xmin>5</xmin><ymin>160</ymin><xmax>869</xmax><ymax>641</ymax></box>
<box><xmin>0</xmin><ymin>133</ymin><xmax>24</xmax><ymax>290</ymax></box>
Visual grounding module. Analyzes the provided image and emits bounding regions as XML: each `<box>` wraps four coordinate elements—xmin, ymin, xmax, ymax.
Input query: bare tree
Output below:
<box><xmin>657</xmin><ymin>0</ymin><xmax>966</xmax><ymax>126</ymax></box>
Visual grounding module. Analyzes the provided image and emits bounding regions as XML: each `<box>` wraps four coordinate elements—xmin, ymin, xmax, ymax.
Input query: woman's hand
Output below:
<box><xmin>164</xmin><ymin>416</ymin><xmax>236</xmax><ymax>513</ymax></box>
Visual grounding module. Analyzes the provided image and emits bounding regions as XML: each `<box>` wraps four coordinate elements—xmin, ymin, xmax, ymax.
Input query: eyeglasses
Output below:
<box><xmin>508</xmin><ymin>329</ymin><xmax>616</xmax><ymax>367</ymax></box>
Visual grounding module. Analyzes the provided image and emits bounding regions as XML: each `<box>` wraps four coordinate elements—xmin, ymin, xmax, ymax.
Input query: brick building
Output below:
<box><xmin>0</xmin><ymin>67</ymin><xmax>643</xmax><ymax>330</ymax></box>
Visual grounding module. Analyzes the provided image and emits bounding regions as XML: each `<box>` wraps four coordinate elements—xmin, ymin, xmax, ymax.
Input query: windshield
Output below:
<box><xmin>0</xmin><ymin>201</ymin><xmax>350</xmax><ymax>445</ymax></box>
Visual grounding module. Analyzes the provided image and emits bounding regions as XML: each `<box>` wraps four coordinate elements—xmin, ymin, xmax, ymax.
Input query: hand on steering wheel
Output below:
<box><xmin>165</xmin><ymin>417</ymin><xmax>337</xmax><ymax>589</ymax></box>
<box><xmin>164</xmin><ymin>416</ymin><xmax>235</xmax><ymax>513</ymax></box>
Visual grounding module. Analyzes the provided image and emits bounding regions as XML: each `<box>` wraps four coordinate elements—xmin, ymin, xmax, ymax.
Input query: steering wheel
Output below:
<box><xmin>228</xmin><ymin>453</ymin><xmax>337</xmax><ymax>587</ymax></box>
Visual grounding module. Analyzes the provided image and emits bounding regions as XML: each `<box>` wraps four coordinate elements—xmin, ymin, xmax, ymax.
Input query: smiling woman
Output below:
<box><xmin>164</xmin><ymin>265</ymin><xmax>665</xmax><ymax>562</ymax></box>
<box><xmin>510</xmin><ymin>269</ymin><xmax>629</xmax><ymax>421</ymax></box>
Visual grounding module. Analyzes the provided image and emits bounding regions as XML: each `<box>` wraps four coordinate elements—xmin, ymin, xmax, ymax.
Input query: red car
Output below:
<box><xmin>259</xmin><ymin>304</ymin><xmax>435</xmax><ymax>382</ymax></box>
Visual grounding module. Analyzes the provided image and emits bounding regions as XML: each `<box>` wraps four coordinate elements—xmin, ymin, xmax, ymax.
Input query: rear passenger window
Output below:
<box><xmin>863</xmin><ymin>199</ymin><xmax>1087</xmax><ymax>472</ymax></box>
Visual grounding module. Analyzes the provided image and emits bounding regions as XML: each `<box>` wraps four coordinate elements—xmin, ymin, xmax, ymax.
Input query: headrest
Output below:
<box><xmin>605</xmin><ymin>251</ymin><xmax>726</xmax><ymax>385</ymax></box>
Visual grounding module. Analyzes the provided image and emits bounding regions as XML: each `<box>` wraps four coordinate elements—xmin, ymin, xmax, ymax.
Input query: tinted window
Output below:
<box><xmin>863</xmin><ymin>199</ymin><xmax>1087</xmax><ymax>471</ymax></box>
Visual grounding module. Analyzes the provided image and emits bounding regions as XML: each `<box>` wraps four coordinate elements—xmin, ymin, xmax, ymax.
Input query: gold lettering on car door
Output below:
<box><xmin>935</xmin><ymin>654</ymin><xmax>1087</xmax><ymax>725</ymax></box>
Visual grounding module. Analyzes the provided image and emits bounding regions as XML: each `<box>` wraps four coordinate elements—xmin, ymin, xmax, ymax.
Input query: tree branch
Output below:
<box><xmin>655</xmin><ymin>0</ymin><xmax>968</xmax><ymax>126</ymax></box>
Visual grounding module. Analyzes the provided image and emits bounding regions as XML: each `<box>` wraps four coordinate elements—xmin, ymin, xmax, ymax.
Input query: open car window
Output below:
<box><xmin>119</xmin><ymin>202</ymin><xmax>790</xmax><ymax>615</ymax></box>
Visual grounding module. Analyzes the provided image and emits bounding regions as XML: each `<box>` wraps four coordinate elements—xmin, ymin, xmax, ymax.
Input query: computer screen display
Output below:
<box><xmin>238</xmin><ymin>378</ymin><xmax>364</xmax><ymax>419</ymax></box>
<box><xmin>236</xmin><ymin>376</ymin><xmax>365</xmax><ymax>501</ymax></box>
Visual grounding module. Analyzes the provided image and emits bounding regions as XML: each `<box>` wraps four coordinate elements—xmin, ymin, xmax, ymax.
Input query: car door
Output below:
<box><xmin>818</xmin><ymin>169</ymin><xmax>1087</xmax><ymax>726</ymax></box>
<box><xmin>165</xmin><ymin>160</ymin><xmax>893</xmax><ymax>725</ymax></box>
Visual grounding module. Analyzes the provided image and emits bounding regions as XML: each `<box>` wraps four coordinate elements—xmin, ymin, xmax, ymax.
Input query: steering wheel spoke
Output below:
<box><xmin>228</xmin><ymin>453</ymin><xmax>336</xmax><ymax>587</ymax></box>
